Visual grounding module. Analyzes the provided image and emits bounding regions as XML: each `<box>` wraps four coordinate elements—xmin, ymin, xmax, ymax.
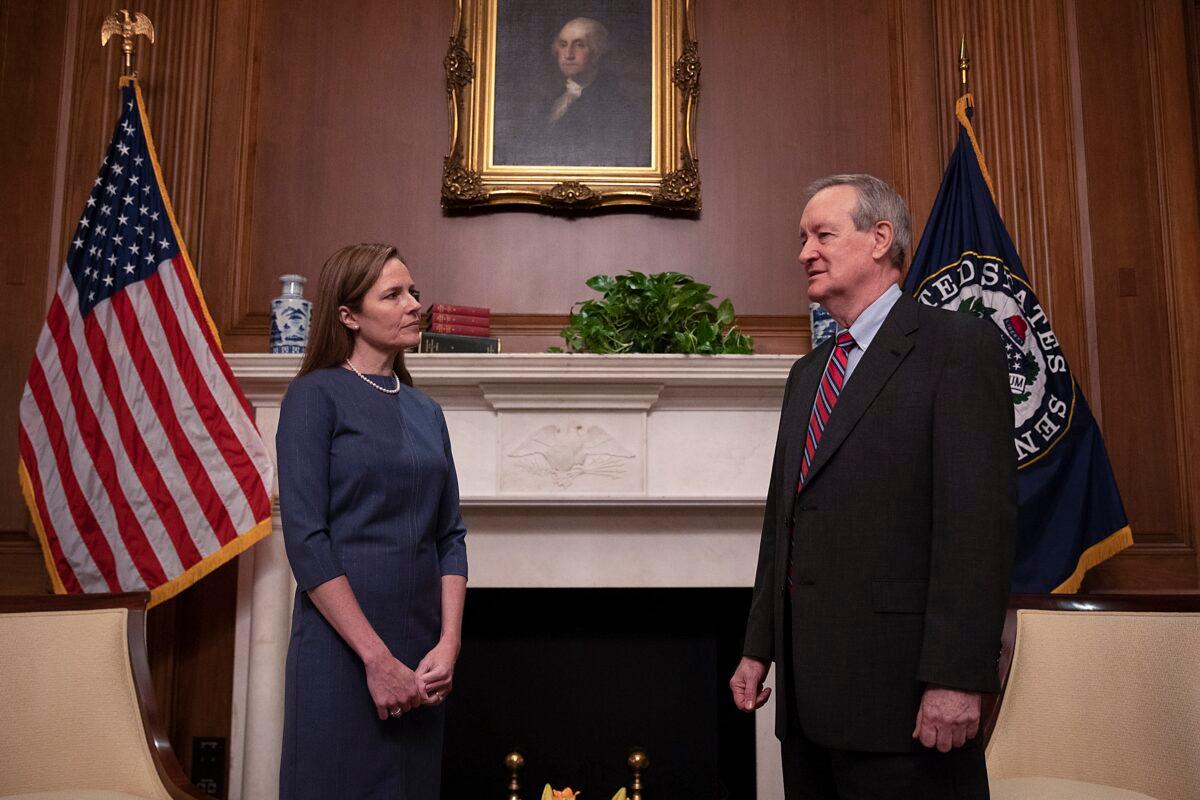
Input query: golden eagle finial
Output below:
<box><xmin>100</xmin><ymin>10</ymin><xmax>155</xmax><ymax>76</ymax></box>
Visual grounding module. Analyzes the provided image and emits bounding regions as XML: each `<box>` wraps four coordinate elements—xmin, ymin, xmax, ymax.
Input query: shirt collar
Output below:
<box><xmin>566</xmin><ymin>73</ymin><xmax>597</xmax><ymax>93</ymax></box>
<box><xmin>844</xmin><ymin>282</ymin><xmax>902</xmax><ymax>353</ymax></box>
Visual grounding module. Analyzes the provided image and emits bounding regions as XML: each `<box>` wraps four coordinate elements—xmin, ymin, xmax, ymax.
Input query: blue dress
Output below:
<box><xmin>276</xmin><ymin>366</ymin><xmax>468</xmax><ymax>799</ymax></box>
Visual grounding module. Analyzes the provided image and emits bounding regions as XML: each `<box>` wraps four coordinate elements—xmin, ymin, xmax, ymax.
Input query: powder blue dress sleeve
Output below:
<box><xmin>276</xmin><ymin>375</ymin><xmax>345</xmax><ymax>591</ymax></box>
<box><xmin>434</xmin><ymin>405</ymin><xmax>468</xmax><ymax>578</ymax></box>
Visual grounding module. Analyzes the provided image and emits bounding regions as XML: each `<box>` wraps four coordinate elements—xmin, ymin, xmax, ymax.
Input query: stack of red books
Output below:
<box><xmin>425</xmin><ymin>304</ymin><xmax>491</xmax><ymax>337</ymax></box>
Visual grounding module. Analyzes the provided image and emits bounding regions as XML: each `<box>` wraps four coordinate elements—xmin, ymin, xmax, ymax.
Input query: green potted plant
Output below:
<box><xmin>553</xmin><ymin>271</ymin><xmax>754</xmax><ymax>354</ymax></box>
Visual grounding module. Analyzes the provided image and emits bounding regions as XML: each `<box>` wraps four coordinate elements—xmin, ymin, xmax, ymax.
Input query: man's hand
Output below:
<box><xmin>912</xmin><ymin>686</ymin><xmax>981</xmax><ymax>752</ymax></box>
<box><xmin>729</xmin><ymin>656</ymin><xmax>771</xmax><ymax>712</ymax></box>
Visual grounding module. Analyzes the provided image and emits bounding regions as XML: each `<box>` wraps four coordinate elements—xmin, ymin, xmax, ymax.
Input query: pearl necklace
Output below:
<box><xmin>344</xmin><ymin>359</ymin><xmax>401</xmax><ymax>394</ymax></box>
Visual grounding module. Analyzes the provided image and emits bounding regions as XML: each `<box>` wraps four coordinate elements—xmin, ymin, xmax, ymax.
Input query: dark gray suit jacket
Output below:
<box><xmin>743</xmin><ymin>292</ymin><xmax>1016</xmax><ymax>752</ymax></box>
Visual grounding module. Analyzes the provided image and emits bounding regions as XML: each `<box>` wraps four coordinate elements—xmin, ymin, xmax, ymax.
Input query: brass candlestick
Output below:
<box><xmin>628</xmin><ymin>749</ymin><xmax>649</xmax><ymax>800</ymax></box>
<box><xmin>505</xmin><ymin>751</ymin><xmax>525</xmax><ymax>800</ymax></box>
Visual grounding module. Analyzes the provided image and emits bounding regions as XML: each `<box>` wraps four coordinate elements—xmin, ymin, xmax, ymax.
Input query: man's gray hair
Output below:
<box><xmin>803</xmin><ymin>174</ymin><xmax>913</xmax><ymax>268</ymax></box>
<box><xmin>557</xmin><ymin>17</ymin><xmax>610</xmax><ymax>58</ymax></box>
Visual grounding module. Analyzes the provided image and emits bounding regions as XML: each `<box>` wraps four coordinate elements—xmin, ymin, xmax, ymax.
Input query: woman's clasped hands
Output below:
<box><xmin>364</xmin><ymin>641</ymin><xmax>458</xmax><ymax>720</ymax></box>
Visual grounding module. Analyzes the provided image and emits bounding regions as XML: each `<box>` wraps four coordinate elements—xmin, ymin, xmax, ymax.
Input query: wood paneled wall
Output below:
<box><xmin>1</xmin><ymin>1</ymin><xmax>70</xmax><ymax>538</ymax></box>
<box><xmin>4</xmin><ymin>0</ymin><xmax>1199</xmax><ymax>789</ymax></box>
<box><xmin>926</xmin><ymin>0</ymin><xmax>1200</xmax><ymax>588</ymax></box>
<box><xmin>1072</xmin><ymin>0</ymin><xmax>1200</xmax><ymax>586</ymax></box>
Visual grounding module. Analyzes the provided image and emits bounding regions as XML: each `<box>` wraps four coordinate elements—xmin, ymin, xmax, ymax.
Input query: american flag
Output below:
<box><xmin>17</xmin><ymin>78</ymin><xmax>274</xmax><ymax>606</ymax></box>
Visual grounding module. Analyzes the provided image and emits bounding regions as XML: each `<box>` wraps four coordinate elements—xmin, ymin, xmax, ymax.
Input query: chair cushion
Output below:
<box><xmin>986</xmin><ymin>609</ymin><xmax>1200</xmax><ymax>800</ymax></box>
<box><xmin>991</xmin><ymin>777</ymin><xmax>1162</xmax><ymax>800</ymax></box>
<box><xmin>0</xmin><ymin>608</ymin><xmax>173</xmax><ymax>798</ymax></box>
<box><xmin>1</xmin><ymin>792</ymin><xmax>159</xmax><ymax>800</ymax></box>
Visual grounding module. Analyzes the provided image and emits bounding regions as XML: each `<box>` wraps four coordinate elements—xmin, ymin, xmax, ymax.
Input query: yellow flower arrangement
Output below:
<box><xmin>540</xmin><ymin>785</ymin><xmax>628</xmax><ymax>800</ymax></box>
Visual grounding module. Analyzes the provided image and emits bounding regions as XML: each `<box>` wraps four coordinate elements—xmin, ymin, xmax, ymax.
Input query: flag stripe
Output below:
<box><xmin>24</xmin><ymin>358</ymin><xmax>125</xmax><ymax>591</ymax></box>
<box><xmin>90</xmin><ymin>299</ymin><xmax>224</xmax><ymax>558</ymax></box>
<box><xmin>42</xmin><ymin>299</ymin><xmax>168</xmax><ymax>587</ymax></box>
<box><xmin>35</xmin><ymin>327</ymin><xmax>145</xmax><ymax>590</ymax></box>
<box><xmin>167</xmin><ymin>257</ymin><xmax>254</xmax><ymax>421</ymax></box>
<box><xmin>19</xmin><ymin>384</ymin><xmax>106</xmax><ymax>591</ymax></box>
<box><xmin>160</xmin><ymin>259</ymin><xmax>274</xmax><ymax>501</ymax></box>
<box><xmin>72</xmin><ymin>300</ymin><xmax>204</xmax><ymax>569</ymax></box>
<box><xmin>142</xmin><ymin>270</ymin><xmax>272</xmax><ymax>521</ymax></box>
<box><xmin>52</xmin><ymin>293</ymin><xmax>190</xmax><ymax>577</ymax></box>
<box><xmin>17</xmin><ymin>425</ymin><xmax>84</xmax><ymax>594</ymax></box>
<box><xmin>108</xmin><ymin>288</ymin><xmax>242</xmax><ymax>546</ymax></box>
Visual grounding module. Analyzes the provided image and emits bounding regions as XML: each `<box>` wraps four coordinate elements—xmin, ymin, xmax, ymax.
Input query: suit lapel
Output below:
<box><xmin>780</xmin><ymin>338</ymin><xmax>832</xmax><ymax>524</ymax></box>
<box><xmin>801</xmin><ymin>293</ymin><xmax>919</xmax><ymax>489</ymax></box>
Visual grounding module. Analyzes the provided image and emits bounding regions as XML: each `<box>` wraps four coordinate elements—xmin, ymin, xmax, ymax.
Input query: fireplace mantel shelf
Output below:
<box><xmin>226</xmin><ymin>352</ymin><xmax>798</xmax><ymax>393</ymax></box>
<box><xmin>459</xmin><ymin>494</ymin><xmax>765</xmax><ymax>508</ymax></box>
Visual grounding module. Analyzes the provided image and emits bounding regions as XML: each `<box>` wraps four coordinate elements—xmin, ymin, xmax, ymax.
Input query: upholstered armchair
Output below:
<box><xmin>0</xmin><ymin>593</ymin><xmax>206</xmax><ymax>800</ymax></box>
<box><xmin>984</xmin><ymin>594</ymin><xmax>1200</xmax><ymax>800</ymax></box>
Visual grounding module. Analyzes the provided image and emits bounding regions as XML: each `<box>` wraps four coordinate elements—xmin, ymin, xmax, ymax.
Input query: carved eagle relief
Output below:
<box><xmin>507</xmin><ymin>423</ymin><xmax>635</xmax><ymax>487</ymax></box>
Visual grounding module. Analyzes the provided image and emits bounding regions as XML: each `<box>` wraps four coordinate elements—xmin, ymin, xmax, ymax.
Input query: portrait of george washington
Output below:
<box><xmin>491</xmin><ymin>0</ymin><xmax>654</xmax><ymax>168</ymax></box>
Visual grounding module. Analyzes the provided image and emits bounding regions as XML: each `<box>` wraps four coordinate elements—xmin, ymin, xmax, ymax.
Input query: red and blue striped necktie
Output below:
<box><xmin>798</xmin><ymin>330</ymin><xmax>857</xmax><ymax>490</ymax></box>
<box><xmin>788</xmin><ymin>330</ymin><xmax>857</xmax><ymax>591</ymax></box>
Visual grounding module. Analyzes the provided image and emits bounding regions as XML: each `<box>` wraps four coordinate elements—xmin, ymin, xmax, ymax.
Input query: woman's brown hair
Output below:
<box><xmin>297</xmin><ymin>243</ymin><xmax>414</xmax><ymax>385</ymax></box>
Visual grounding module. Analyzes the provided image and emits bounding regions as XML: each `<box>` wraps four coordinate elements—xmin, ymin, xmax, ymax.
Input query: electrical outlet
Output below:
<box><xmin>191</xmin><ymin>736</ymin><xmax>226</xmax><ymax>798</ymax></box>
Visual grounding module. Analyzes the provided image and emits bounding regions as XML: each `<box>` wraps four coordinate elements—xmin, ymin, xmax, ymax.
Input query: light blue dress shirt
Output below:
<box><xmin>840</xmin><ymin>282</ymin><xmax>903</xmax><ymax>386</ymax></box>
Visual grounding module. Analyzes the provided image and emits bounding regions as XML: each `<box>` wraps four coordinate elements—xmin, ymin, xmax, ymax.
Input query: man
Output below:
<box><xmin>730</xmin><ymin>175</ymin><xmax>1015</xmax><ymax>799</ymax></box>
<box><xmin>542</xmin><ymin>17</ymin><xmax>649</xmax><ymax>167</ymax></box>
<box><xmin>546</xmin><ymin>17</ymin><xmax>611</xmax><ymax>126</ymax></box>
<box><xmin>496</xmin><ymin>17</ymin><xmax>649</xmax><ymax>167</ymax></box>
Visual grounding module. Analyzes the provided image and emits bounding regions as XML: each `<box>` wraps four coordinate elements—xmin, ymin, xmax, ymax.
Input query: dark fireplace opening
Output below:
<box><xmin>442</xmin><ymin>588</ymin><xmax>756</xmax><ymax>799</ymax></box>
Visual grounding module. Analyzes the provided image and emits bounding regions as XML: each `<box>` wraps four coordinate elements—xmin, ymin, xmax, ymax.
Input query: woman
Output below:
<box><xmin>276</xmin><ymin>243</ymin><xmax>467</xmax><ymax>799</ymax></box>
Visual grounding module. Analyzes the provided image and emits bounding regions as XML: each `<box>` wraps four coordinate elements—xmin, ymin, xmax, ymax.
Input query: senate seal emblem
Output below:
<box><xmin>916</xmin><ymin>252</ymin><xmax>1075</xmax><ymax>469</ymax></box>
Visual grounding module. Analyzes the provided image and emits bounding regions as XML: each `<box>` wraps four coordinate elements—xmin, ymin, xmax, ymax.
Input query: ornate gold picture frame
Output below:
<box><xmin>442</xmin><ymin>0</ymin><xmax>700</xmax><ymax>212</ymax></box>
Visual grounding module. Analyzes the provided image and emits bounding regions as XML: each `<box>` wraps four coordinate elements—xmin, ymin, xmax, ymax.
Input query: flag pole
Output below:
<box><xmin>954</xmin><ymin>38</ymin><xmax>994</xmax><ymax>198</ymax></box>
<box><xmin>100</xmin><ymin>9</ymin><xmax>155</xmax><ymax>78</ymax></box>
<box><xmin>959</xmin><ymin>37</ymin><xmax>970</xmax><ymax>97</ymax></box>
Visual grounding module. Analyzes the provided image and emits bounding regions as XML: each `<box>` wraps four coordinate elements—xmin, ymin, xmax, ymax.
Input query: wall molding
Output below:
<box><xmin>0</xmin><ymin>530</ymin><xmax>51</xmax><ymax>595</ymax></box>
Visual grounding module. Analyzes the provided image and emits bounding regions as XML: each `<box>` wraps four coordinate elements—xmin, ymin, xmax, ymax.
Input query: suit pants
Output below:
<box><xmin>780</xmin><ymin>600</ymin><xmax>990</xmax><ymax>800</ymax></box>
<box><xmin>780</xmin><ymin>714</ymin><xmax>989</xmax><ymax>800</ymax></box>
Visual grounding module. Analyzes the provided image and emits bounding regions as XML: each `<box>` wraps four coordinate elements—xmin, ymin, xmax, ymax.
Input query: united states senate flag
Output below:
<box><xmin>18</xmin><ymin>77</ymin><xmax>274</xmax><ymax>606</ymax></box>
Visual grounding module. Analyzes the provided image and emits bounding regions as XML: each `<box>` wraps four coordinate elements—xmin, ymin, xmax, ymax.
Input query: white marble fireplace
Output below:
<box><xmin>225</xmin><ymin>353</ymin><xmax>795</xmax><ymax>799</ymax></box>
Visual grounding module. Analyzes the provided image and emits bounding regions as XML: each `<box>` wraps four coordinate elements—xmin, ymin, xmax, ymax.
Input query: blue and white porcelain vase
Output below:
<box><xmin>809</xmin><ymin>301</ymin><xmax>836</xmax><ymax>348</ymax></box>
<box><xmin>270</xmin><ymin>274</ymin><xmax>312</xmax><ymax>354</ymax></box>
